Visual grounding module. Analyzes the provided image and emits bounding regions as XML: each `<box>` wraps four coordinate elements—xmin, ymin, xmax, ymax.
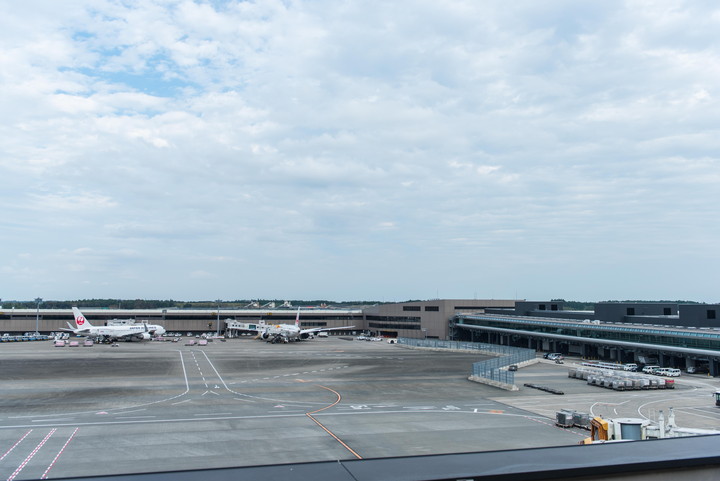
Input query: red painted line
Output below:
<box><xmin>7</xmin><ymin>429</ymin><xmax>56</xmax><ymax>481</ymax></box>
<box><xmin>306</xmin><ymin>385</ymin><xmax>362</xmax><ymax>459</ymax></box>
<box><xmin>40</xmin><ymin>427</ymin><xmax>79</xmax><ymax>479</ymax></box>
<box><xmin>0</xmin><ymin>430</ymin><xmax>33</xmax><ymax>462</ymax></box>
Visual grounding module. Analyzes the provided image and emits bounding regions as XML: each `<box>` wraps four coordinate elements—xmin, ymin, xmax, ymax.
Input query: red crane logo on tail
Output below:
<box><xmin>77</xmin><ymin>316</ymin><xmax>85</xmax><ymax>326</ymax></box>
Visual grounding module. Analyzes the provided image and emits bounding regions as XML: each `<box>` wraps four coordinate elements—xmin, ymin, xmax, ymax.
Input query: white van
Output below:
<box><xmin>623</xmin><ymin>363</ymin><xmax>638</xmax><ymax>372</ymax></box>
<box><xmin>642</xmin><ymin>365</ymin><xmax>661</xmax><ymax>374</ymax></box>
<box><xmin>663</xmin><ymin>368</ymin><xmax>681</xmax><ymax>377</ymax></box>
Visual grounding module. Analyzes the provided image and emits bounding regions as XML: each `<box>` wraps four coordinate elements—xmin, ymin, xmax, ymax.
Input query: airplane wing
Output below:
<box><xmin>299</xmin><ymin>326</ymin><xmax>355</xmax><ymax>335</ymax></box>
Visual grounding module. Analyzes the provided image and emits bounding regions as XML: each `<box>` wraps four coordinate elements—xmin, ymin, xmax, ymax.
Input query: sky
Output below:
<box><xmin>1</xmin><ymin>1</ymin><xmax>719</xmax><ymax>303</ymax></box>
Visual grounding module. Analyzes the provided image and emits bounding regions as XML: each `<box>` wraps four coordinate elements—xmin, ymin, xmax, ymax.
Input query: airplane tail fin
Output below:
<box><xmin>295</xmin><ymin>307</ymin><xmax>301</xmax><ymax>328</ymax></box>
<box><xmin>72</xmin><ymin>307</ymin><xmax>93</xmax><ymax>329</ymax></box>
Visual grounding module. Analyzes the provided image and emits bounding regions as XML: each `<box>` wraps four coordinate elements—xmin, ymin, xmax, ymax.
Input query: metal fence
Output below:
<box><xmin>398</xmin><ymin>338</ymin><xmax>535</xmax><ymax>385</ymax></box>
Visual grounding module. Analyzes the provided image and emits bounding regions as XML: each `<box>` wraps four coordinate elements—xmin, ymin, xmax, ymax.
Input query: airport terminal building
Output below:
<box><xmin>3</xmin><ymin>298</ymin><xmax>720</xmax><ymax>374</ymax></box>
<box><xmin>0</xmin><ymin>299</ymin><xmax>514</xmax><ymax>340</ymax></box>
<box><xmin>453</xmin><ymin>300</ymin><xmax>720</xmax><ymax>376</ymax></box>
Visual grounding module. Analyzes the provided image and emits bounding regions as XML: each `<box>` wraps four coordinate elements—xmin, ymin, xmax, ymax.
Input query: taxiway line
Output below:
<box><xmin>306</xmin><ymin>385</ymin><xmax>362</xmax><ymax>460</ymax></box>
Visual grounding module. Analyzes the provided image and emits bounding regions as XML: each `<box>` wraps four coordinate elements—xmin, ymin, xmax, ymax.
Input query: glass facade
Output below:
<box><xmin>455</xmin><ymin>315</ymin><xmax>720</xmax><ymax>352</ymax></box>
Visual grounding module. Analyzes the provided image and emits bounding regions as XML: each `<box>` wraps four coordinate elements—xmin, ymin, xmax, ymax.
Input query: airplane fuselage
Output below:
<box><xmin>81</xmin><ymin>324</ymin><xmax>165</xmax><ymax>340</ymax></box>
<box><xmin>67</xmin><ymin>308</ymin><xmax>166</xmax><ymax>341</ymax></box>
<box><xmin>260</xmin><ymin>324</ymin><xmax>302</xmax><ymax>343</ymax></box>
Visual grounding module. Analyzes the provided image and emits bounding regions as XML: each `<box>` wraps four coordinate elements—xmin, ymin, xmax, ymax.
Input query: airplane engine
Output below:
<box><xmin>139</xmin><ymin>332</ymin><xmax>151</xmax><ymax>340</ymax></box>
<box><xmin>260</xmin><ymin>332</ymin><xmax>270</xmax><ymax>340</ymax></box>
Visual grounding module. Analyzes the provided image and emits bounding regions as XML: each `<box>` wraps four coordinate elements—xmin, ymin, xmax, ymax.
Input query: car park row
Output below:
<box><xmin>1</xmin><ymin>333</ymin><xmax>51</xmax><ymax>342</ymax></box>
<box><xmin>577</xmin><ymin>361</ymin><xmax>682</xmax><ymax>377</ymax></box>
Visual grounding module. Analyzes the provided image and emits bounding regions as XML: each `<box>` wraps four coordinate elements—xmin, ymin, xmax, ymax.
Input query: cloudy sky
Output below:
<box><xmin>2</xmin><ymin>1</ymin><xmax>719</xmax><ymax>303</ymax></box>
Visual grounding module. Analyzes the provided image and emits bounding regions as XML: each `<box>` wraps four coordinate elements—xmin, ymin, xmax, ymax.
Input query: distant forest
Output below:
<box><xmin>2</xmin><ymin>298</ymin><xmax>707</xmax><ymax>310</ymax></box>
<box><xmin>0</xmin><ymin>299</ymin><xmax>381</xmax><ymax>309</ymax></box>
<box><xmin>552</xmin><ymin>299</ymin><xmax>704</xmax><ymax>311</ymax></box>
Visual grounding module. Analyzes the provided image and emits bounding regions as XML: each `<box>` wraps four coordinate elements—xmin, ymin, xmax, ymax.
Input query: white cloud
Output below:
<box><xmin>1</xmin><ymin>0</ymin><xmax>719</xmax><ymax>302</ymax></box>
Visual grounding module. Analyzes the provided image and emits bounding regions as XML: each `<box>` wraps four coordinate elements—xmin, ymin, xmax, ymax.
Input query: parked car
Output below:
<box><xmin>687</xmin><ymin>365</ymin><xmax>709</xmax><ymax>374</ymax></box>
<box><xmin>544</xmin><ymin>353</ymin><xmax>564</xmax><ymax>360</ymax></box>
<box><xmin>642</xmin><ymin>365</ymin><xmax>661</xmax><ymax>374</ymax></box>
<box><xmin>623</xmin><ymin>363</ymin><xmax>638</xmax><ymax>372</ymax></box>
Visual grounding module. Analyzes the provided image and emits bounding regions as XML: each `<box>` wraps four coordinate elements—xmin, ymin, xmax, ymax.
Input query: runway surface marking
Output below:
<box><xmin>672</xmin><ymin>407</ymin><xmax>720</xmax><ymax>421</ymax></box>
<box><xmin>230</xmin><ymin>366</ymin><xmax>350</xmax><ymax>385</ymax></box>
<box><xmin>40</xmin><ymin>427</ymin><xmax>79</xmax><ymax>480</ymax></box>
<box><xmin>0</xmin><ymin>408</ymin><xmax>585</xmax><ymax>431</ymax></box>
<box><xmin>637</xmin><ymin>396</ymin><xmax>693</xmax><ymax>421</ymax></box>
<box><xmin>0</xmin><ymin>431</ymin><xmax>32</xmax><ymax>462</ymax></box>
<box><xmin>523</xmin><ymin>417</ymin><xmax>588</xmax><ymax>438</ymax></box>
<box><xmin>6</xmin><ymin>428</ymin><xmax>56</xmax><ymax>481</ymax></box>
<box><xmin>305</xmin><ymin>385</ymin><xmax>362</xmax><ymax>459</ymax></box>
<box><xmin>8</xmin><ymin>350</ymin><xmax>191</xmax><ymax>421</ymax></box>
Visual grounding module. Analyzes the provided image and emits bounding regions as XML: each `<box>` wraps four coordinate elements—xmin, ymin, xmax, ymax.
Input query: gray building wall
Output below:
<box><xmin>513</xmin><ymin>301</ymin><xmax>564</xmax><ymax>316</ymax></box>
<box><xmin>595</xmin><ymin>302</ymin><xmax>678</xmax><ymax>322</ymax></box>
<box><xmin>489</xmin><ymin>302</ymin><xmax>719</xmax><ymax>329</ymax></box>
<box><xmin>678</xmin><ymin>304</ymin><xmax>720</xmax><ymax>327</ymax></box>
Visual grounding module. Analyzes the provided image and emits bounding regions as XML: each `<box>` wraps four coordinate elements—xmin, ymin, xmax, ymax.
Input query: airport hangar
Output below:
<box><xmin>4</xmin><ymin>298</ymin><xmax>720</xmax><ymax>373</ymax></box>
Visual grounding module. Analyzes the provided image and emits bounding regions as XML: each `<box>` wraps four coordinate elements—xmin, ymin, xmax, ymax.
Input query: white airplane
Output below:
<box><xmin>259</xmin><ymin>308</ymin><xmax>354</xmax><ymax>343</ymax></box>
<box><xmin>62</xmin><ymin>307</ymin><xmax>166</xmax><ymax>342</ymax></box>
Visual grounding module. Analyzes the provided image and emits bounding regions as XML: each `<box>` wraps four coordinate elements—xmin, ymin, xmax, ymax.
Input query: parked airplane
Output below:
<box><xmin>62</xmin><ymin>307</ymin><xmax>166</xmax><ymax>341</ymax></box>
<box><xmin>259</xmin><ymin>308</ymin><xmax>353</xmax><ymax>343</ymax></box>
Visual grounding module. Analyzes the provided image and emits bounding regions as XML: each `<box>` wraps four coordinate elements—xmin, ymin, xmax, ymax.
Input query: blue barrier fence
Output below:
<box><xmin>397</xmin><ymin>338</ymin><xmax>535</xmax><ymax>385</ymax></box>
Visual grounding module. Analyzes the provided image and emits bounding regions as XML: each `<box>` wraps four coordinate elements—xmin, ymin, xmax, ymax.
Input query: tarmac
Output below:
<box><xmin>1</xmin><ymin>337</ymin><xmax>719</xmax><ymax>479</ymax></box>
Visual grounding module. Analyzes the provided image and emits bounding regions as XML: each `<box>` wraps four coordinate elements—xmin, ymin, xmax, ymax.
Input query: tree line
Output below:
<box><xmin>1</xmin><ymin>299</ymin><xmax>385</xmax><ymax>309</ymax></box>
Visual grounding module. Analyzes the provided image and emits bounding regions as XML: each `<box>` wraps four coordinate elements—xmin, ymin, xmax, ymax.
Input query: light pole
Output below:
<box><xmin>34</xmin><ymin>297</ymin><xmax>42</xmax><ymax>335</ymax></box>
<box><xmin>216</xmin><ymin>299</ymin><xmax>222</xmax><ymax>336</ymax></box>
